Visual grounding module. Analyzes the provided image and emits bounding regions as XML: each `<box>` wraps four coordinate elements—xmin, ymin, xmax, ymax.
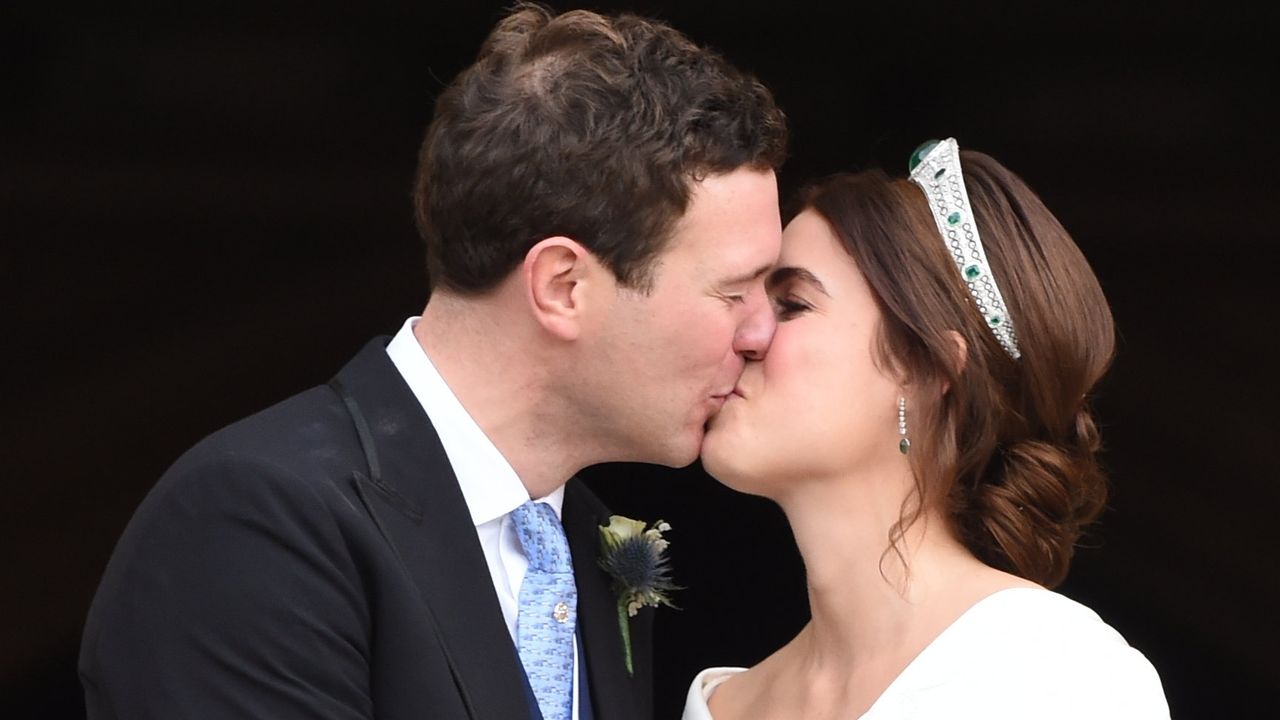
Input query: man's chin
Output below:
<box><xmin>654</xmin><ymin>411</ymin><xmax>734</xmax><ymax>469</ymax></box>
<box><xmin>668</xmin><ymin>428</ymin><xmax>705</xmax><ymax>469</ymax></box>
<box><xmin>632</xmin><ymin>425</ymin><xmax>702</xmax><ymax>469</ymax></box>
<box><xmin>652</xmin><ymin>417</ymin><xmax>720</xmax><ymax>469</ymax></box>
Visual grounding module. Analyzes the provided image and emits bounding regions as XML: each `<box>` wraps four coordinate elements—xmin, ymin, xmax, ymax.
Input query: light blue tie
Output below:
<box><xmin>511</xmin><ymin>500</ymin><xmax>578</xmax><ymax>720</ymax></box>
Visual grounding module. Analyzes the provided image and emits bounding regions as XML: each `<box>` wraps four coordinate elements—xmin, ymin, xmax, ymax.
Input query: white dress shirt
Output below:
<box><xmin>386</xmin><ymin>317</ymin><xmax>580</xmax><ymax>719</ymax></box>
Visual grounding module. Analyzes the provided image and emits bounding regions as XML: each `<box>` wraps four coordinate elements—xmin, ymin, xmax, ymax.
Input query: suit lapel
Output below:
<box><xmin>333</xmin><ymin>338</ymin><xmax>532</xmax><ymax>720</ymax></box>
<box><xmin>563</xmin><ymin>481</ymin><xmax>648</xmax><ymax>720</ymax></box>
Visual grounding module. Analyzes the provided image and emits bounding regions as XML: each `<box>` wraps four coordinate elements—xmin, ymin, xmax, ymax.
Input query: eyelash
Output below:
<box><xmin>772</xmin><ymin>296</ymin><xmax>811</xmax><ymax>319</ymax></box>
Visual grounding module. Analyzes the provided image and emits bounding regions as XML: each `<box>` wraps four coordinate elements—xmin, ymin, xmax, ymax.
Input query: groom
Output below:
<box><xmin>79</xmin><ymin>4</ymin><xmax>786</xmax><ymax>719</ymax></box>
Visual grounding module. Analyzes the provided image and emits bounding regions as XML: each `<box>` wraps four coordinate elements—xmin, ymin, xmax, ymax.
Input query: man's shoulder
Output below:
<box><xmin>135</xmin><ymin>383</ymin><xmax>362</xmax><ymax>522</ymax></box>
<box><xmin>167</xmin><ymin>383</ymin><xmax>354</xmax><ymax>483</ymax></box>
<box><xmin>199</xmin><ymin>382</ymin><xmax>354</xmax><ymax>462</ymax></box>
<box><xmin>180</xmin><ymin>336</ymin><xmax>399</xmax><ymax>480</ymax></box>
<box><xmin>150</xmin><ymin>333</ymin><xmax>441</xmax><ymax>521</ymax></box>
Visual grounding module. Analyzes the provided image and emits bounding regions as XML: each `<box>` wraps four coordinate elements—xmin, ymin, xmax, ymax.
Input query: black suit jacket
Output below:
<box><xmin>80</xmin><ymin>338</ymin><xmax>654</xmax><ymax>719</ymax></box>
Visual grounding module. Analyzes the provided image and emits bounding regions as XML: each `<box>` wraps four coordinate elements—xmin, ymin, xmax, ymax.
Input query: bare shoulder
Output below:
<box><xmin>706</xmin><ymin>642</ymin><xmax>798</xmax><ymax>720</ymax></box>
<box><xmin>707</xmin><ymin>667</ymin><xmax>764</xmax><ymax>720</ymax></box>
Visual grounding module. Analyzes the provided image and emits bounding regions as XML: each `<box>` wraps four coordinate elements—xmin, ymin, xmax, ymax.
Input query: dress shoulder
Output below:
<box><xmin>678</xmin><ymin>589</ymin><xmax>1169</xmax><ymax>720</ymax></box>
<box><xmin>866</xmin><ymin>588</ymin><xmax>1170</xmax><ymax>719</ymax></box>
<box><xmin>681</xmin><ymin>667</ymin><xmax>747</xmax><ymax>720</ymax></box>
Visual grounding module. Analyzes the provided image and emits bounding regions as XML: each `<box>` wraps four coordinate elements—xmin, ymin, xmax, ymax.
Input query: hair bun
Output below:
<box><xmin>971</xmin><ymin>408</ymin><xmax>1107</xmax><ymax>587</ymax></box>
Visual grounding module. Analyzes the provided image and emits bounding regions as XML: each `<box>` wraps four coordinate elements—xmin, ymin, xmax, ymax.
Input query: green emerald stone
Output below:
<box><xmin>899</xmin><ymin>437</ymin><xmax>911</xmax><ymax>455</ymax></box>
<box><xmin>908</xmin><ymin>140</ymin><xmax>940</xmax><ymax>173</ymax></box>
<box><xmin>988</xmin><ymin>315</ymin><xmax>1003</xmax><ymax>327</ymax></box>
<box><xmin>964</xmin><ymin>264</ymin><xmax>982</xmax><ymax>280</ymax></box>
<box><xmin>947</xmin><ymin>212</ymin><xmax>962</xmax><ymax>225</ymax></box>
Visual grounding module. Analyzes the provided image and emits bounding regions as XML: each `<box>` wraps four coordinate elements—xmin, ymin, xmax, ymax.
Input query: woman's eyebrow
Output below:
<box><xmin>767</xmin><ymin>266</ymin><xmax>830</xmax><ymax>296</ymax></box>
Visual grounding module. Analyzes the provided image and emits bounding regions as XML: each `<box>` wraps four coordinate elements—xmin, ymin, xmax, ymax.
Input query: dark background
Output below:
<box><xmin>4</xmin><ymin>1</ymin><xmax>1276</xmax><ymax>717</ymax></box>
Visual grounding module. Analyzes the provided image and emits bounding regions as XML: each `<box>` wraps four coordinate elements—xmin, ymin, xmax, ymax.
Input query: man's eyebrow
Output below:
<box><xmin>719</xmin><ymin>263</ymin><xmax>775</xmax><ymax>286</ymax></box>
<box><xmin>767</xmin><ymin>266</ymin><xmax>830</xmax><ymax>296</ymax></box>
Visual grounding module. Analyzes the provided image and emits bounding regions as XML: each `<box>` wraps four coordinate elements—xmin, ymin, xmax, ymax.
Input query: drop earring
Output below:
<box><xmin>898</xmin><ymin>395</ymin><xmax>910</xmax><ymax>455</ymax></box>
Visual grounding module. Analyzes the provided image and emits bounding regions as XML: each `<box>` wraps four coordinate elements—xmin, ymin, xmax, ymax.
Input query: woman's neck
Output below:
<box><xmin>778</xmin><ymin>471</ymin><xmax>1023</xmax><ymax>679</ymax></box>
<box><xmin>708</xmin><ymin>466</ymin><xmax>1040</xmax><ymax>720</ymax></box>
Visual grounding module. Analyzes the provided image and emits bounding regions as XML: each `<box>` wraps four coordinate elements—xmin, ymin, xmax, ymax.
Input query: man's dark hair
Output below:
<box><xmin>414</xmin><ymin>3</ymin><xmax>787</xmax><ymax>294</ymax></box>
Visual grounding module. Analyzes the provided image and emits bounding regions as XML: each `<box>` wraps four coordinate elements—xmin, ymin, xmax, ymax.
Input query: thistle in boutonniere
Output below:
<box><xmin>598</xmin><ymin>515</ymin><xmax>680</xmax><ymax>676</ymax></box>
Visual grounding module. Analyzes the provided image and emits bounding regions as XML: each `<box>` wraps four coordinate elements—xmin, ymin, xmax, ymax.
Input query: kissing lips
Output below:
<box><xmin>707</xmin><ymin>387</ymin><xmax>744</xmax><ymax>418</ymax></box>
<box><xmin>707</xmin><ymin>389</ymin><xmax>735</xmax><ymax>414</ymax></box>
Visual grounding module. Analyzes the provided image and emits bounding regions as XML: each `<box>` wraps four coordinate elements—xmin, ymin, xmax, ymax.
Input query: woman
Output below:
<box><xmin>684</xmin><ymin>139</ymin><xmax>1169</xmax><ymax>719</ymax></box>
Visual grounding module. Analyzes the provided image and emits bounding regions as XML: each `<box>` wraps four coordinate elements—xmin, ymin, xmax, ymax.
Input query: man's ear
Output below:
<box><xmin>523</xmin><ymin>237</ymin><xmax>595</xmax><ymax>341</ymax></box>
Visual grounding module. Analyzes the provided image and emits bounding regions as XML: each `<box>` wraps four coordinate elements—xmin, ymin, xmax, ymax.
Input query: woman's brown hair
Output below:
<box><xmin>791</xmin><ymin>150</ymin><xmax>1115</xmax><ymax>588</ymax></box>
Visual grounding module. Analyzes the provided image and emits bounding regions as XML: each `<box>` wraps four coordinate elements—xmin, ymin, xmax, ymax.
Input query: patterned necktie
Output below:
<box><xmin>511</xmin><ymin>500</ymin><xmax>578</xmax><ymax>720</ymax></box>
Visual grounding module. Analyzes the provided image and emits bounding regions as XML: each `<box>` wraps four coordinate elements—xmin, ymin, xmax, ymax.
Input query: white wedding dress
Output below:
<box><xmin>682</xmin><ymin>588</ymin><xmax>1169</xmax><ymax>719</ymax></box>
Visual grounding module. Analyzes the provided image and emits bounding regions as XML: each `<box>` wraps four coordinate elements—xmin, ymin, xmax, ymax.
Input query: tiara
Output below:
<box><xmin>907</xmin><ymin>138</ymin><xmax>1021</xmax><ymax>359</ymax></box>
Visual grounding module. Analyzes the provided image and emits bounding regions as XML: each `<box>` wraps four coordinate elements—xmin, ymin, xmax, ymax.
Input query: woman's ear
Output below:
<box><xmin>941</xmin><ymin>330</ymin><xmax>968</xmax><ymax>394</ymax></box>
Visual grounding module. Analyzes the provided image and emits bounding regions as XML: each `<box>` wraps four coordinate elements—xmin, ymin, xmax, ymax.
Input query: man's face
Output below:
<box><xmin>579</xmin><ymin>168</ymin><xmax>781</xmax><ymax>467</ymax></box>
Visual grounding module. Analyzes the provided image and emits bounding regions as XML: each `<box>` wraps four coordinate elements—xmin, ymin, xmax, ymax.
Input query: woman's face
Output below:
<box><xmin>702</xmin><ymin>209</ymin><xmax>905</xmax><ymax>496</ymax></box>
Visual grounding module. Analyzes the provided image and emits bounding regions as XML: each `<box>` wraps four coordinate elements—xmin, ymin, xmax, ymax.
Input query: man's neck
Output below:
<box><xmin>415</xmin><ymin>296</ymin><xmax>582</xmax><ymax>499</ymax></box>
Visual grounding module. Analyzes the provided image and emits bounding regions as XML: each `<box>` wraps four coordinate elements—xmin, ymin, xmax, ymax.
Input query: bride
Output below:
<box><xmin>684</xmin><ymin>140</ymin><xmax>1169</xmax><ymax>719</ymax></box>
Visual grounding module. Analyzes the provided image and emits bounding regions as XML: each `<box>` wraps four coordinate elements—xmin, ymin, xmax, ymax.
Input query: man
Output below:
<box><xmin>79</xmin><ymin>4</ymin><xmax>786</xmax><ymax>719</ymax></box>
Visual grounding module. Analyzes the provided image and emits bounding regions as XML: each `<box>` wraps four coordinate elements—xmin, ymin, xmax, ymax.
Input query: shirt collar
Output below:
<box><xmin>384</xmin><ymin>317</ymin><xmax>564</xmax><ymax>524</ymax></box>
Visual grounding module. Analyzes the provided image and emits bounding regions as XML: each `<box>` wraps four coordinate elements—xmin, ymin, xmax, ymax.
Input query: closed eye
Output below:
<box><xmin>771</xmin><ymin>296</ymin><xmax>811</xmax><ymax>319</ymax></box>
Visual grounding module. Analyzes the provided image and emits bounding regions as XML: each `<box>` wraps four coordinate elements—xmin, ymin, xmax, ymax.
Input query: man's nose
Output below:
<box><xmin>734</xmin><ymin>292</ymin><xmax>777</xmax><ymax>361</ymax></box>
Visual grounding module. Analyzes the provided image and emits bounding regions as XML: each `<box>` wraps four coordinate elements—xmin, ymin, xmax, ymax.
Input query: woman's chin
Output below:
<box><xmin>700</xmin><ymin>427</ymin><xmax>763</xmax><ymax>494</ymax></box>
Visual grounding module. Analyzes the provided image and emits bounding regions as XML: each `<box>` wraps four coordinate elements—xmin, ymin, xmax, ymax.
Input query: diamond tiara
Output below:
<box><xmin>907</xmin><ymin>138</ymin><xmax>1021</xmax><ymax>359</ymax></box>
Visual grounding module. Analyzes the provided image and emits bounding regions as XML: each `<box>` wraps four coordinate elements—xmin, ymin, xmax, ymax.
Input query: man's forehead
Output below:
<box><xmin>653</xmin><ymin>168</ymin><xmax>781</xmax><ymax>276</ymax></box>
<box><xmin>720</xmin><ymin>263</ymin><xmax>775</xmax><ymax>286</ymax></box>
<box><xmin>682</xmin><ymin>168</ymin><xmax>779</xmax><ymax>217</ymax></box>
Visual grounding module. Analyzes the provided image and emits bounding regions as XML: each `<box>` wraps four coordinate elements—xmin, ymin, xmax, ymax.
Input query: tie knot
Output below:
<box><xmin>510</xmin><ymin>500</ymin><xmax>572</xmax><ymax>573</ymax></box>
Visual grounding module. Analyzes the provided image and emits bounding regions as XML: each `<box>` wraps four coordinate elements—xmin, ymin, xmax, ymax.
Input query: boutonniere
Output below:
<box><xmin>598</xmin><ymin>515</ymin><xmax>680</xmax><ymax>676</ymax></box>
